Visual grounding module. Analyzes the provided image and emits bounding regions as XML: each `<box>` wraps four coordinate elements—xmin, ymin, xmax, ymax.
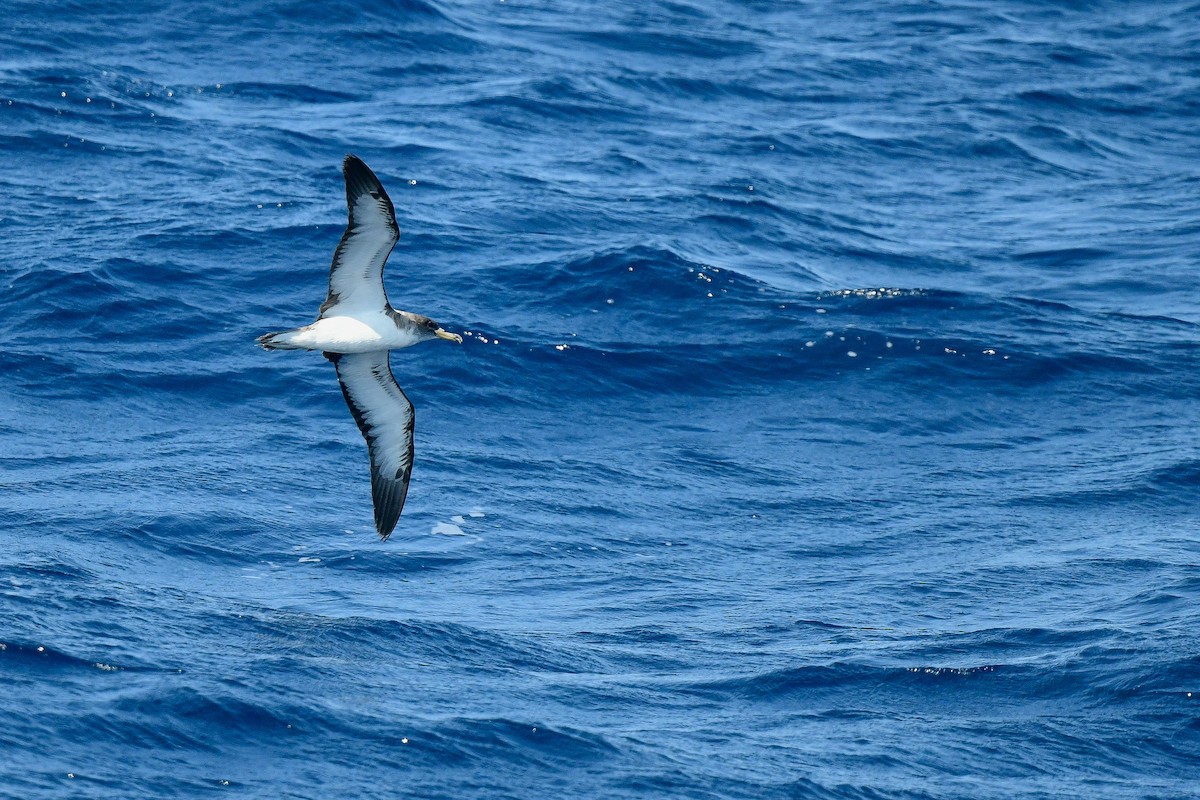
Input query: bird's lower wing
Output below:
<box><xmin>326</xmin><ymin>351</ymin><xmax>414</xmax><ymax>540</ymax></box>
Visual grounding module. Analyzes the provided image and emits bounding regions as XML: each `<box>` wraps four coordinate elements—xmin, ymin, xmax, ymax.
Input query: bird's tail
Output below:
<box><xmin>257</xmin><ymin>330</ymin><xmax>305</xmax><ymax>351</ymax></box>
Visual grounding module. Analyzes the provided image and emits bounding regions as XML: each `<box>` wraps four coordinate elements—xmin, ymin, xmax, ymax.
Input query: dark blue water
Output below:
<box><xmin>3</xmin><ymin>1</ymin><xmax>1199</xmax><ymax>797</ymax></box>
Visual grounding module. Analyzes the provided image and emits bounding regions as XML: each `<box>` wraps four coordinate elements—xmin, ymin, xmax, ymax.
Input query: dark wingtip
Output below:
<box><xmin>340</xmin><ymin>154</ymin><xmax>394</xmax><ymax>219</ymax></box>
<box><xmin>373</xmin><ymin>497</ymin><xmax>403</xmax><ymax>540</ymax></box>
<box><xmin>371</xmin><ymin>467</ymin><xmax>409</xmax><ymax>541</ymax></box>
<box><xmin>343</xmin><ymin>153</ymin><xmax>376</xmax><ymax>182</ymax></box>
<box><xmin>374</xmin><ymin>504</ymin><xmax>400</xmax><ymax>541</ymax></box>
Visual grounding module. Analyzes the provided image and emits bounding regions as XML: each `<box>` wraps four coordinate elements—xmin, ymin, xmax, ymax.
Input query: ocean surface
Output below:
<box><xmin>2</xmin><ymin>1</ymin><xmax>1199</xmax><ymax>797</ymax></box>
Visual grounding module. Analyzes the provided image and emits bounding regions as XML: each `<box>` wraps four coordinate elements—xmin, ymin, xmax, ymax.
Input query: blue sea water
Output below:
<box><xmin>2</xmin><ymin>0</ymin><xmax>1200</xmax><ymax>797</ymax></box>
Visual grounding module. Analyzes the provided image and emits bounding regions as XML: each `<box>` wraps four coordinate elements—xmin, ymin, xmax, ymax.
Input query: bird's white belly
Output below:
<box><xmin>292</xmin><ymin>313</ymin><xmax>421</xmax><ymax>353</ymax></box>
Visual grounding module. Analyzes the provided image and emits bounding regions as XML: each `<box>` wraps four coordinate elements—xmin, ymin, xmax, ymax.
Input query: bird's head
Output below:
<box><xmin>413</xmin><ymin>314</ymin><xmax>463</xmax><ymax>344</ymax></box>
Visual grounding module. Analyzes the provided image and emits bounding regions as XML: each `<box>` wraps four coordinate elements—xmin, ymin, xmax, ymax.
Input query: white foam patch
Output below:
<box><xmin>431</xmin><ymin>522</ymin><xmax>466</xmax><ymax>536</ymax></box>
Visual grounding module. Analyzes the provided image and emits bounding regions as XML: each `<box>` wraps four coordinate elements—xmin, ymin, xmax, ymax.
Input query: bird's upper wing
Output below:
<box><xmin>326</xmin><ymin>351</ymin><xmax>414</xmax><ymax>540</ymax></box>
<box><xmin>320</xmin><ymin>155</ymin><xmax>400</xmax><ymax>317</ymax></box>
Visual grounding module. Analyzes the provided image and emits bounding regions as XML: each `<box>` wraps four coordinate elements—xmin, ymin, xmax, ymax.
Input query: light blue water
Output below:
<box><xmin>2</xmin><ymin>2</ymin><xmax>1199</xmax><ymax>797</ymax></box>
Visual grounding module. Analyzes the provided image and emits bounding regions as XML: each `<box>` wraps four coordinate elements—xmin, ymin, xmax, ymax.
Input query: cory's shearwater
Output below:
<box><xmin>258</xmin><ymin>154</ymin><xmax>461</xmax><ymax>539</ymax></box>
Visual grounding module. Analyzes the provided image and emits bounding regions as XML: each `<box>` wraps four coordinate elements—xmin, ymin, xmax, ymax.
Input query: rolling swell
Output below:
<box><xmin>454</xmin><ymin>244</ymin><xmax>1196</xmax><ymax>402</ymax></box>
<box><xmin>2</xmin><ymin>1</ymin><xmax>1200</xmax><ymax>798</ymax></box>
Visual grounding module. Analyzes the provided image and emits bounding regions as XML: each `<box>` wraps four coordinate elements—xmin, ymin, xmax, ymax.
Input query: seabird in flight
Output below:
<box><xmin>258</xmin><ymin>154</ymin><xmax>461</xmax><ymax>539</ymax></box>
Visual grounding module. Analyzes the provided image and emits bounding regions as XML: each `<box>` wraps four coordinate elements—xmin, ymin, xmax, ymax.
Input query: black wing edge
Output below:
<box><xmin>326</xmin><ymin>351</ymin><xmax>413</xmax><ymax>541</ymax></box>
<box><xmin>370</xmin><ymin>465</ymin><xmax>410</xmax><ymax>542</ymax></box>
<box><xmin>342</xmin><ymin>154</ymin><xmax>397</xmax><ymax>226</ymax></box>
